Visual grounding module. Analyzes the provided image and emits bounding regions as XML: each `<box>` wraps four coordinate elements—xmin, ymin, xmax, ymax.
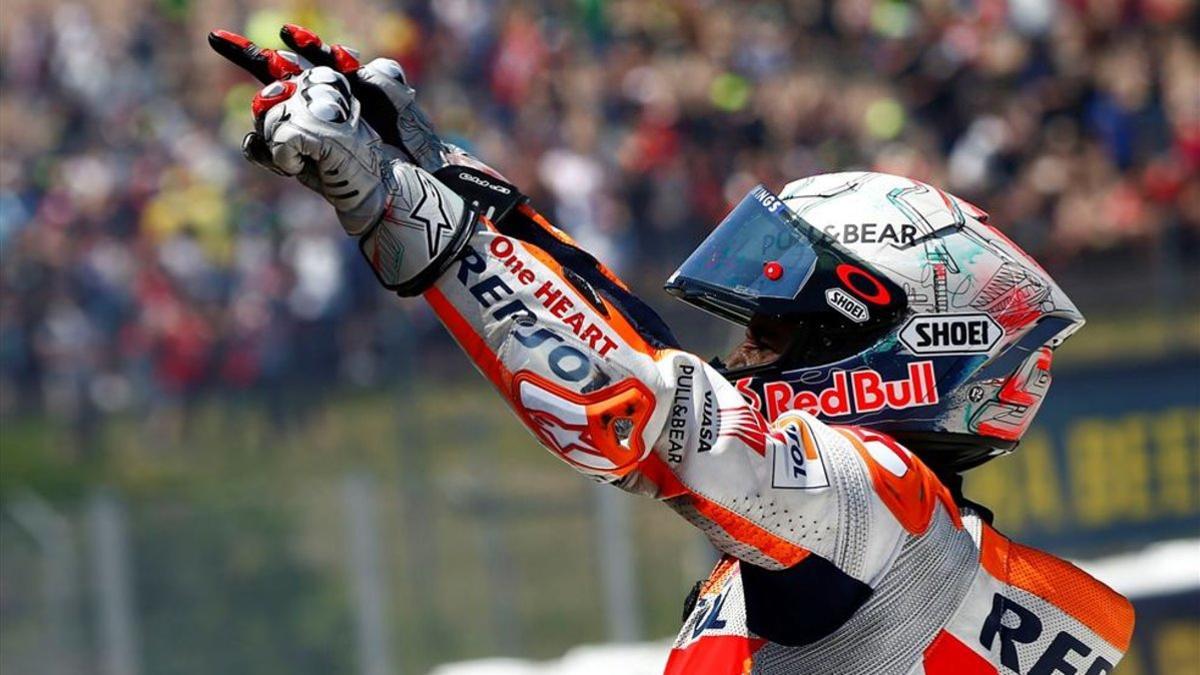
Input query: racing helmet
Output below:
<box><xmin>665</xmin><ymin>172</ymin><xmax>1084</xmax><ymax>473</ymax></box>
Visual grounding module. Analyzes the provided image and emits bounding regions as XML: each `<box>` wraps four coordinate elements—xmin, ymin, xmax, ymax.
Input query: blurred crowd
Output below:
<box><xmin>1</xmin><ymin>0</ymin><xmax>1197</xmax><ymax>441</ymax></box>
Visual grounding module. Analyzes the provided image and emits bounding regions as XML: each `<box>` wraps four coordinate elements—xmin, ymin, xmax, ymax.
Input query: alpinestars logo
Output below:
<box><xmin>511</xmin><ymin>373</ymin><xmax>652</xmax><ymax>477</ymax></box>
<box><xmin>517</xmin><ymin>378</ymin><xmax>613</xmax><ymax>472</ymax></box>
<box><xmin>410</xmin><ymin>172</ymin><xmax>457</xmax><ymax>258</ymax></box>
<box><xmin>527</xmin><ymin>410</ymin><xmax>599</xmax><ymax>458</ymax></box>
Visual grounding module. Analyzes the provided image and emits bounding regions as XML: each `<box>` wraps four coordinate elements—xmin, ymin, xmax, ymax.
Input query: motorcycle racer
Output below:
<box><xmin>209</xmin><ymin>26</ymin><xmax>1135</xmax><ymax>674</ymax></box>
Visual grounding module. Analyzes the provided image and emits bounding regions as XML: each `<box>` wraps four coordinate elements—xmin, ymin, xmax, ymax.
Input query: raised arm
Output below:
<box><xmin>207</xmin><ymin>22</ymin><xmax>957</xmax><ymax>589</ymax></box>
<box><xmin>421</xmin><ymin>198</ymin><xmax>961</xmax><ymax>586</ymax></box>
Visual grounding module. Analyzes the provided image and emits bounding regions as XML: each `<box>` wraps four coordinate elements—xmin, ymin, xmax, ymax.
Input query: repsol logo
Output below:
<box><xmin>820</xmin><ymin>222</ymin><xmax>918</xmax><ymax>246</ymax></box>
<box><xmin>453</xmin><ymin>242</ymin><xmax>611</xmax><ymax>391</ymax></box>
<box><xmin>690</xmin><ymin>589</ymin><xmax>729</xmax><ymax>639</ymax></box>
<box><xmin>771</xmin><ymin>423</ymin><xmax>829</xmax><ymax>489</ymax></box>
<box><xmin>980</xmin><ymin>593</ymin><xmax>1116</xmax><ymax>675</ymax></box>
<box><xmin>899</xmin><ymin>313</ymin><xmax>1002</xmax><ymax>355</ymax></box>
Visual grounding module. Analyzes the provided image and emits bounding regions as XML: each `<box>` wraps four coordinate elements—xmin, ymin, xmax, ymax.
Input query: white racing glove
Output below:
<box><xmin>262</xmin><ymin>24</ymin><xmax>526</xmax><ymax>219</ymax></box>
<box><xmin>224</xmin><ymin>51</ymin><xmax>476</xmax><ymax>295</ymax></box>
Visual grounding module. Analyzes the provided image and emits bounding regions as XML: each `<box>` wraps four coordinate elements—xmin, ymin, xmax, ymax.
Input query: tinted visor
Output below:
<box><xmin>666</xmin><ymin>185</ymin><xmax>907</xmax><ymax>331</ymax></box>
<box><xmin>672</xmin><ymin>186</ymin><xmax>819</xmax><ymax>303</ymax></box>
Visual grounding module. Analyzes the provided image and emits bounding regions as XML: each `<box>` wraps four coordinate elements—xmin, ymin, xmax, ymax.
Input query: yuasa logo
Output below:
<box><xmin>899</xmin><ymin>313</ymin><xmax>1002</xmax><ymax>355</ymax></box>
<box><xmin>826</xmin><ymin>288</ymin><xmax>868</xmax><ymax>323</ymax></box>
<box><xmin>754</xmin><ymin>361</ymin><xmax>940</xmax><ymax>420</ymax></box>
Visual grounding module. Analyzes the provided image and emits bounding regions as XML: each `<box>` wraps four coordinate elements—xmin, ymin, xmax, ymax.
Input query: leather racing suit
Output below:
<box><xmin>208</xmin><ymin>34</ymin><xmax>1135</xmax><ymax>672</ymax></box>
<box><xmin>421</xmin><ymin>202</ymin><xmax>1135</xmax><ymax>675</ymax></box>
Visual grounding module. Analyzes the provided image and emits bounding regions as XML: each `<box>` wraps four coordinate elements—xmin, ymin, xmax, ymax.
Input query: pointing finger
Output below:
<box><xmin>279</xmin><ymin>24</ymin><xmax>361</xmax><ymax>74</ymax></box>
<box><xmin>241</xmin><ymin>132</ymin><xmax>287</xmax><ymax>175</ymax></box>
<box><xmin>208</xmin><ymin>29</ymin><xmax>302</xmax><ymax>84</ymax></box>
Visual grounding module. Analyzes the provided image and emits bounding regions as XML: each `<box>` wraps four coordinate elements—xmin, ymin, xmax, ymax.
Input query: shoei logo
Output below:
<box><xmin>899</xmin><ymin>313</ymin><xmax>1002</xmax><ymax>355</ymax></box>
<box><xmin>826</xmin><ymin>288</ymin><xmax>868</xmax><ymax>323</ymax></box>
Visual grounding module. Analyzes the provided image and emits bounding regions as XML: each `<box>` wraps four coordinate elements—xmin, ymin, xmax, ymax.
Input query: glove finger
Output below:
<box><xmin>268</xmin><ymin>123</ymin><xmax>321</xmax><ymax>176</ymax></box>
<box><xmin>359</xmin><ymin>58</ymin><xmax>413</xmax><ymax>95</ymax></box>
<box><xmin>279</xmin><ymin>24</ymin><xmax>362</xmax><ymax>74</ymax></box>
<box><xmin>242</xmin><ymin>132</ymin><xmax>287</xmax><ymax>175</ymax></box>
<box><xmin>208</xmin><ymin>29</ymin><xmax>303</xmax><ymax>84</ymax></box>
<box><xmin>251</xmin><ymin>80</ymin><xmax>297</xmax><ymax>131</ymax></box>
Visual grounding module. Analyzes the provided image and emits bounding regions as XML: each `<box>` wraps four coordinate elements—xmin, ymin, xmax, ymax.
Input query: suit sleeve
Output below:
<box><xmin>422</xmin><ymin>204</ymin><xmax>939</xmax><ymax>578</ymax></box>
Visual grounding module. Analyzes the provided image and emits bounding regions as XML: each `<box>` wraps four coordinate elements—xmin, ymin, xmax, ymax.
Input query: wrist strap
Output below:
<box><xmin>433</xmin><ymin>165</ymin><xmax>527</xmax><ymax>226</ymax></box>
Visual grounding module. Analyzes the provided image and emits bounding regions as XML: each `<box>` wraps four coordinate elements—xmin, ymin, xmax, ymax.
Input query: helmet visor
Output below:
<box><xmin>667</xmin><ymin>185</ymin><xmax>905</xmax><ymax>328</ymax></box>
<box><xmin>668</xmin><ymin>186</ymin><xmax>820</xmax><ymax>309</ymax></box>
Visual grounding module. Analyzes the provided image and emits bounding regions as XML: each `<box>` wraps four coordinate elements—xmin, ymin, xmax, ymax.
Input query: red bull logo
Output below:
<box><xmin>739</xmin><ymin>361</ymin><xmax>940</xmax><ymax>421</ymax></box>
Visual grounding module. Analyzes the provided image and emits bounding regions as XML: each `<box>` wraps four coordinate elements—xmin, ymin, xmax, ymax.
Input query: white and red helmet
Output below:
<box><xmin>667</xmin><ymin>172</ymin><xmax>1084</xmax><ymax>472</ymax></box>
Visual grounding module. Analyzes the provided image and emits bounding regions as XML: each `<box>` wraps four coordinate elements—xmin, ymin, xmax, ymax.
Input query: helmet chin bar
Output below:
<box><xmin>714</xmin><ymin>311</ymin><xmax>903</xmax><ymax>381</ymax></box>
<box><xmin>889</xmin><ymin>430</ymin><xmax>1018</xmax><ymax>477</ymax></box>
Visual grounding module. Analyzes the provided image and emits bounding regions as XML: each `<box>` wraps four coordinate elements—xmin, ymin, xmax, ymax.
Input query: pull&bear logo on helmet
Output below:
<box><xmin>739</xmin><ymin>361</ymin><xmax>940</xmax><ymax>421</ymax></box>
<box><xmin>819</xmin><ymin>222</ymin><xmax>918</xmax><ymax>246</ymax></box>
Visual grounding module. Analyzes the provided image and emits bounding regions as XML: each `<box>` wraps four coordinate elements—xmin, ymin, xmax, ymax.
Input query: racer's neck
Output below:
<box><xmin>935</xmin><ymin>469</ymin><xmax>995</xmax><ymax>524</ymax></box>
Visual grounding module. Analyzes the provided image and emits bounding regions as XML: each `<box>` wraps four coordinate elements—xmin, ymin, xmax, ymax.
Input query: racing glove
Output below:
<box><xmin>209</xmin><ymin>26</ymin><xmax>526</xmax><ymax>225</ymax></box>
<box><xmin>213</xmin><ymin>42</ymin><xmax>476</xmax><ymax>295</ymax></box>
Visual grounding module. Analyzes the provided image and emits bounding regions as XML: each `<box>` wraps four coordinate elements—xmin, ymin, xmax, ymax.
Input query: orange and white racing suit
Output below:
<box><xmin>210</xmin><ymin>30</ymin><xmax>1134</xmax><ymax>674</ymax></box>
<box><xmin>420</xmin><ymin>203</ymin><xmax>1135</xmax><ymax>674</ymax></box>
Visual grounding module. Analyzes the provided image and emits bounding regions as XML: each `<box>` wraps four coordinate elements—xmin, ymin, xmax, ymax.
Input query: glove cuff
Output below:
<box><xmin>433</xmin><ymin>165</ymin><xmax>527</xmax><ymax>226</ymax></box>
<box><xmin>357</xmin><ymin>162</ymin><xmax>480</xmax><ymax>297</ymax></box>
